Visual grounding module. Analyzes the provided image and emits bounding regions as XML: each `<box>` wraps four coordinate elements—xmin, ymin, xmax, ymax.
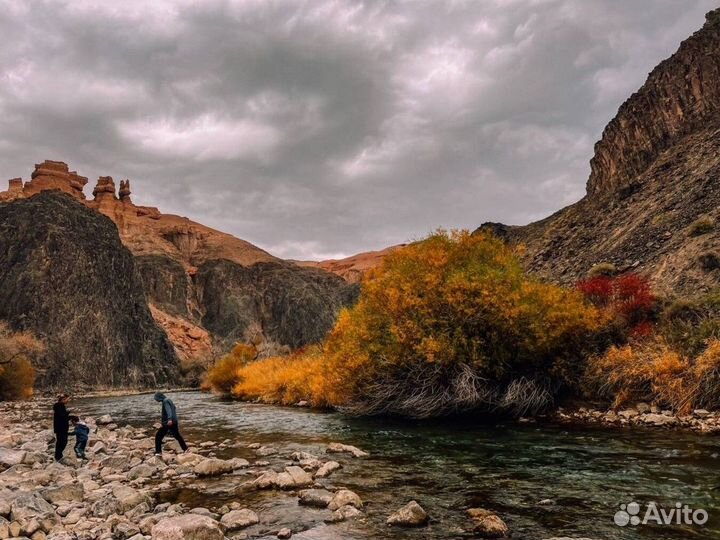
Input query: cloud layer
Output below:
<box><xmin>0</xmin><ymin>0</ymin><xmax>716</xmax><ymax>259</ymax></box>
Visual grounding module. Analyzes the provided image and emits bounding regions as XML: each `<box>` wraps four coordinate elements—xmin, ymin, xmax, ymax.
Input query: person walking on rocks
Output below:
<box><xmin>53</xmin><ymin>393</ymin><xmax>70</xmax><ymax>461</ymax></box>
<box><xmin>154</xmin><ymin>392</ymin><xmax>188</xmax><ymax>455</ymax></box>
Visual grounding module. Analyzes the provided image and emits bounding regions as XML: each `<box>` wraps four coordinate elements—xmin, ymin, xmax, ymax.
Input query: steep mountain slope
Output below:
<box><xmin>0</xmin><ymin>191</ymin><xmax>180</xmax><ymax>389</ymax></box>
<box><xmin>477</xmin><ymin>8</ymin><xmax>720</xmax><ymax>297</ymax></box>
<box><xmin>0</xmin><ymin>162</ymin><xmax>358</xmax><ymax>364</ymax></box>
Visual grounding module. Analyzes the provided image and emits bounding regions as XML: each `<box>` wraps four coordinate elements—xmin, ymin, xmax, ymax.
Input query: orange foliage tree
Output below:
<box><xmin>208</xmin><ymin>230</ymin><xmax>603</xmax><ymax>417</ymax></box>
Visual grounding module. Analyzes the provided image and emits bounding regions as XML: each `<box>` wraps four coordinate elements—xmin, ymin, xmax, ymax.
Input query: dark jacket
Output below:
<box><xmin>53</xmin><ymin>402</ymin><xmax>69</xmax><ymax>434</ymax></box>
<box><xmin>160</xmin><ymin>397</ymin><xmax>178</xmax><ymax>427</ymax></box>
<box><xmin>69</xmin><ymin>422</ymin><xmax>90</xmax><ymax>442</ymax></box>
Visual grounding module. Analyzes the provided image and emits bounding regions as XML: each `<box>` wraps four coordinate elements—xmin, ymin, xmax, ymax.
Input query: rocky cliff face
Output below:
<box><xmin>476</xmin><ymin>9</ymin><xmax>720</xmax><ymax>297</ymax></box>
<box><xmin>0</xmin><ymin>162</ymin><xmax>358</xmax><ymax>369</ymax></box>
<box><xmin>0</xmin><ymin>192</ymin><xmax>180</xmax><ymax>389</ymax></box>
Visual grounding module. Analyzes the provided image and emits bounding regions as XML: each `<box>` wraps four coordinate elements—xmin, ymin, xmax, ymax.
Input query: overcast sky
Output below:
<box><xmin>0</xmin><ymin>1</ymin><xmax>716</xmax><ymax>260</ymax></box>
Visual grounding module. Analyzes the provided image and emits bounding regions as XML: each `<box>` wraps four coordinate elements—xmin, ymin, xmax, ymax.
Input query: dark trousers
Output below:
<box><xmin>155</xmin><ymin>423</ymin><xmax>188</xmax><ymax>454</ymax></box>
<box><xmin>54</xmin><ymin>431</ymin><xmax>68</xmax><ymax>460</ymax></box>
<box><xmin>74</xmin><ymin>438</ymin><xmax>88</xmax><ymax>459</ymax></box>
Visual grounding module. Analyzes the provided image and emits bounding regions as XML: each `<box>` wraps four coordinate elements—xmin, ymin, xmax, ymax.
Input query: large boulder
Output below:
<box><xmin>151</xmin><ymin>514</ymin><xmax>224</xmax><ymax>540</ymax></box>
<box><xmin>10</xmin><ymin>492</ymin><xmax>55</xmax><ymax>521</ymax></box>
<box><xmin>326</xmin><ymin>443</ymin><xmax>368</xmax><ymax>458</ymax></box>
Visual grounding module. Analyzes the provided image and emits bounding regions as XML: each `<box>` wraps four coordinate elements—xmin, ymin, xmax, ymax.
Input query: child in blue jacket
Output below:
<box><xmin>69</xmin><ymin>416</ymin><xmax>90</xmax><ymax>459</ymax></box>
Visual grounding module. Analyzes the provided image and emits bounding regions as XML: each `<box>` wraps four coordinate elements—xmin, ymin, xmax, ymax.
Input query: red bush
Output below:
<box><xmin>577</xmin><ymin>273</ymin><xmax>655</xmax><ymax>336</ymax></box>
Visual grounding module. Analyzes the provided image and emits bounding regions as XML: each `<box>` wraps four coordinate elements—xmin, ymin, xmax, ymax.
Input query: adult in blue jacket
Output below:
<box><xmin>153</xmin><ymin>392</ymin><xmax>189</xmax><ymax>455</ymax></box>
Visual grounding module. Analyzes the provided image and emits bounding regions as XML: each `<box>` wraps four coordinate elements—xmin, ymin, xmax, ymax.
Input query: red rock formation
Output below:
<box><xmin>119</xmin><ymin>179</ymin><xmax>132</xmax><ymax>202</ymax></box>
<box><xmin>295</xmin><ymin>245</ymin><xmax>404</xmax><ymax>283</ymax></box>
<box><xmin>0</xmin><ymin>160</ymin><xmax>88</xmax><ymax>202</ymax></box>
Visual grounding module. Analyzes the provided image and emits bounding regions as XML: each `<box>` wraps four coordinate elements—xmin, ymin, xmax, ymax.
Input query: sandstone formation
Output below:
<box><xmin>0</xmin><ymin>160</ymin><xmax>87</xmax><ymax>202</ymax></box>
<box><xmin>295</xmin><ymin>244</ymin><xmax>404</xmax><ymax>283</ymax></box>
<box><xmin>0</xmin><ymin>162</ymin><xmax>358</xmax><ymax>372</ymax></box>
<box><xmin>476</xmin><ymin>9</ymin><xmax>720</xmax><ymax>297</ymax></box>
<box><xmin>0</xmin><ymin>191</ymin><xmax>179</xmax><ymax>389</ymax></box>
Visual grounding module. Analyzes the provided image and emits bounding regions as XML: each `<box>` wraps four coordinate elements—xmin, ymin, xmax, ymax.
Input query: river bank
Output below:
<box><xmin>2</xmin><ymin>391</ymin><xmax>720</xmax><ymax>539</ymax></box>
<box><xmin>549</xmin><ymin>404</ymin><xmax>720</xmax><ymax>433</ymax></box>
<box><xmin>0</xmin><ymin>397</ymin><xmax>509</xmax><ymax>540</ymax></box>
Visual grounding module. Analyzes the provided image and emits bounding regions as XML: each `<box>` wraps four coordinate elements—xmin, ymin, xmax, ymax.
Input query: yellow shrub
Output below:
<box><xmin>585</xmin><ymin>338</ymin><xmax>720</xmax><ymax>413</ymax></box>
<box><xmin>202</xmin><ymin>343</ymin><xmax>257</xmax><ymax>394</ymax></box>
<box><xmin>0</xmin><ymin>358</ymin><xmax>36</xmax><ymax>400</ymax></box>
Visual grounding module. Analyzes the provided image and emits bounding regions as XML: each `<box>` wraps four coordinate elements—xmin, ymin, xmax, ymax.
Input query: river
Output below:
<box><xmin>70</xmin><ymin>391</ymin><xmax>720</xmax><ymax>539</ymax></box>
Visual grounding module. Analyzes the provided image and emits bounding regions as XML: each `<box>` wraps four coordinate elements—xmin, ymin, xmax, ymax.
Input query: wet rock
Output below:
<box><xmin>252</xmin><ymin>470</ymin><xmax>280</xmax><ymax>490</ymax></box>
<box><xmin>219</xmin><ymin>509</ymin><xmax>259</xmax><ymax>530</ymax></box>
<box><xmin>314</xmin><ymin>461</ymin><xmax>341</xmax><ymax>478</ymax></box>
<box><xmin>387</xmin><ymin>500</ymin><xmax>428</xmax><ymax>527</ymax></box>
<box><xmin>151</xmin><ymin>514</ymin><xmax>224</xmax><ymax>540</ymax></box>
<box><xmin>277</xmin><ymin>527</ymin><xmax>292</xmax><ymax>539</ymax></box>
<box><xmin>255</xmin><ymin>446</ymin><xmax>278</xmax><ymax>457</ymax></box>
<box><xmin>327</xmin><ymin>490</ymin><xmax>362</xmax><ymax>511</ymax></box>
<box><xmin>298</xmin><ymin>489</ymin><xmax>333</xmax><ymax>508</ymax></box>
<box><xmin>467</xmin><ymin>508</ymin><xmax>510</xmax><ymax>538</ymax></box>
<box><xmin>283</xmin><ymin>466</ymin><xmax>312</xmax><ymax>487</ymax></box>
<box><xmin>326</xmin><ymin>505</ymin><xmax>362</xmax><ymax>523</ymax></box>
<box><xmin>193</xmin><ymin>459</ymin><xmax>233</xmax><ymax>477</ymax></box>
<box><xmin>326</xmin><ymin>443</ymin><xmax>368</xmax><ymax>458</ymax></box>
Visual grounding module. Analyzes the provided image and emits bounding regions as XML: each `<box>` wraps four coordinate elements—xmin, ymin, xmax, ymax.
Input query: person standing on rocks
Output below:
<box><xmin>154</xmin><ymin>392</ymin><xmax>189</xmax><ymax>455</ymax></box>
<box><xmin>53</xmin><ymin>393</ymin><xmax>70</xmax><ymax>461</ymax></box>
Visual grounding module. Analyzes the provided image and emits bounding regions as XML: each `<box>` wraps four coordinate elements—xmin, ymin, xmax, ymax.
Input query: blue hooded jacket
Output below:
<box><xmin>154</xmin><ymin>393</ymin><xmax>179</xmax><ymax>426</ymax></box>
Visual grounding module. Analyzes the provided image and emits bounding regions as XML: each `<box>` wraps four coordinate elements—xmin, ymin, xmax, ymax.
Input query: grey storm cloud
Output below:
<box><xmin>0</xmin><ymin>0</ymin><xmax>716</xmax><ymax>259</ymax></box>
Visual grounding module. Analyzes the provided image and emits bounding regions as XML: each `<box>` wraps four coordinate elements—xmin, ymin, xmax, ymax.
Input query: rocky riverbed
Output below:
<box><xmin>0</xmin><ymin>399</ymin><xmax>509</xmax><ymax>540</ymax></box>
<box><xmin>546</xmin><ymin>403</ymin><xmax>720</xmax><ymax>432</ymax></box>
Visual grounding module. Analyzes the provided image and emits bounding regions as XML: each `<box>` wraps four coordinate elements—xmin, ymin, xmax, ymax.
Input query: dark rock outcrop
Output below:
<box><xmin>196</xmin><ymin>260</ymin><xmax>359</xmax><ymax>350</ymax></box>
<box><xmin>0</xmin><ymin>191</ymin><xmax>180</xmax><ymax>389</ymax></box>
<box><xmin>476</xmin><ymin>9</ymin><xmax>720</xmax><ymax>297</ymax></box>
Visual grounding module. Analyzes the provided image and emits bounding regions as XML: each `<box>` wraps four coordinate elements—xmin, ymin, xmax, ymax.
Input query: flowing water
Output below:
<box><xmin>71</xmin><ymin>391</ymin><xmax>720</xmax><ymax>539</ymax></box>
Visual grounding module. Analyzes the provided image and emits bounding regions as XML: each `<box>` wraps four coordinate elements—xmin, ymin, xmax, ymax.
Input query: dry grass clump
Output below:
<box><xmin>584</xmin><ymin>337</ymin><xmax>720</xmax><ymax>414</ymax></box>
<box><xmin>587</xmin><ymin>262</ymin><xmax>617</xmax><ymax>278</ymax></box>
<box><xmin>688</xmin><ymin>216</ymin><xmax>715</xmax><ymax>237</ymax></box>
